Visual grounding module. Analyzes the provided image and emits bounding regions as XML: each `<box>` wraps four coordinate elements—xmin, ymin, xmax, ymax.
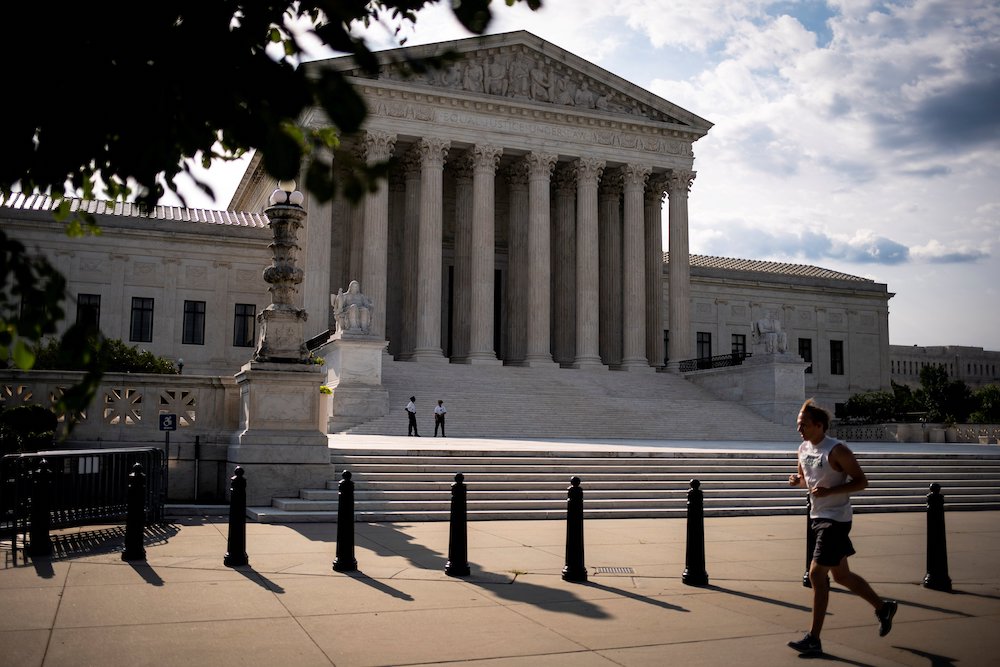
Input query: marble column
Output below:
<box><xmin>573</xmin><ymin>157</ymin><xmax>605</xmax><ymax>369</ymax></box>
<box><xmin>304</xmin><ymin>176</ymin><xmax>333</xmax><ymax>337</ymax></box>
<box><xmin>450</xmin><ymin>152</ymin><xmax>474</xmax><ymax>362</ymax></box>
<box><xmin>620</xmin><ymin>164</ymin><xmax>653</xmax><ymax>371</ymax></box>
<box><xmin>598</xmin><ymin>169</ymin><xmax>623</xmax><ymax>367</ymax></box>
<box><xmin>524</xmin><ymin>152</ymin><xmax>558</xmax><ymax>367</ymax></box>
<box><xmin>504</xmin><ymin>160</ymin><xmax>530</xmax><ymax>364</ymax></box>
<box><xmin>645</xmin><ymin>175</ymin><xmax>668</xmax><ymax>368</ymax></box>
<box><xmin>361</xmin><ymin>130</ymin><xmax>396</xmax><ymax>340</ymax></box>
<box><xmin>398</xmin><ymin>148</ymin><xmax>422</xmax><ymax>360</ymax></box>
<box><xmin>348</xmin><ymin>144</ymin><xmax>365</xmax><ymax>286</ymax></box>
<box><xmin>330</xmin><ymin>165</ymin><xmax>352</xmax><ymax>306</ymax></box>
<box><xmin>467</xmin><ymin>144</ymin><xmax>503</xmax><ymax>364</ymax></box>
<box><xmin>412</xmin><ymin>137</ymin><xmax>450</xmax><ymax>362</ymax></box>
<box><xmin>666</xmin><ymin>169</ymin><xmax>696</xmax><ymax>370</ymax></box>
<box><xmin>386</xmin><ymin>168</ymin><xmax>406</xmax><ymax>357</ymax></box>
<box><xmin>552</xmin><ymin>164</ymin><xmax>576</xmax><ymax>366</ymax></box>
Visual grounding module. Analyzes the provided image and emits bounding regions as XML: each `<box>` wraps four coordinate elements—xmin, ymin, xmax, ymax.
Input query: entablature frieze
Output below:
<box><xmin>325</xmin><ymin>82</ymin><xmax>700</xmax><ymax>169</ymax></box>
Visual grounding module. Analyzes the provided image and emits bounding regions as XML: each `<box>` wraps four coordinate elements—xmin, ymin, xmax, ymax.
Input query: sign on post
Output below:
<box><xmin>159</xmin><ymin>414</ymin><xmax>178</xmax><ymax>431</ymax></box>
<box><xmin>159</xmin><ymin>413</ymin><xmax>177</xmax><ymax>458</ymax></box>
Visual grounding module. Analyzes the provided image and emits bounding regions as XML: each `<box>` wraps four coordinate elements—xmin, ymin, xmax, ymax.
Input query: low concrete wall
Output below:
<box><xmin>831</xmin><ymin>422</ymin><xmax>1000</xmax><ymax>444</ymax></box>
<box><xmin>1</xmin><ymin>370</ymin><xmax>241</xmax><ymax>501</ymax></box>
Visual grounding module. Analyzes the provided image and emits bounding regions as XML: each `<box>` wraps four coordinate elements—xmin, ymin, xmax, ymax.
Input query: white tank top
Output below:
<box><xmin>798</xmin><ymin>435</ymin><xmax>853</xmax><ymax>522</ymax></box>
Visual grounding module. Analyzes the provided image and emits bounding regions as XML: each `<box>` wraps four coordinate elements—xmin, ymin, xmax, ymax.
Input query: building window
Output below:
<box><xmin>234</xmin><ymin>303</ymin><xmax>256</xmax><ymax>347</ymax></box>
<box><xmin>697</xmin><ymin>332</ymin><xmax>712</xmax><ymax>359</ymax></box>
<box><xmin>830</xmin><ymin>340</ymin><xmax>845</xmax><ymax>375</ymax></box>
<box><xmin>76</xmin><ymin>294</ymin><xmax>101</xmax><ymax>330</ymax></box>
<box><xmin>182</xmin><ymin>300</ymin><xmax>206</xmax><ymax>345</ymax></box>
<box><xmin>129</xmin><ymin>297</ymin><xmax>154</xmax><ymax>343</ymax></box>
<box><xmin>798</xmin><ymin>338</ymin><xmax>813</xmax><ymax>374</ymax></box>
<box><xmin>663</xmin><ymin>330</ymin><xmax>669</xmax><ymax>365</ymax></box>
<box><xmin>731</xmin><ymin>334</ymin><xmax>746</xmax><ymax>357</ymax></box>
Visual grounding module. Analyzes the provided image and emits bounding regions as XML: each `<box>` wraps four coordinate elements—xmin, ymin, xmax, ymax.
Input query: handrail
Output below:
<box><xmin>678</xmin><ymin>352</ymin><xmax>752</xmax><ymax>372</ymax></box>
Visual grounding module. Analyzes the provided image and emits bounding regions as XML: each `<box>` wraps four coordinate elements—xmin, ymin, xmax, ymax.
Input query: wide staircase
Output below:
<box><xmin>247</xmin><ymin>448</ymin><xmax>1000</xmax><ymax>522</ymax></box>
<box><xmin>246</xmin><ymin>360</ymin><xmax>1000</xmax><ymax>522</ymax></box>
<box><xmin>340</xmin><ymin>358</ymin><xmax>793</xmax><ymax>441</ymax></box>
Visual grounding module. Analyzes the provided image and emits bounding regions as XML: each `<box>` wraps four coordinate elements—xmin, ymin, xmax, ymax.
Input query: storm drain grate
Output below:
<box><xmin>594</xmin><ymin>566</ymin><xmax>634</xmax><ymax>574</ymax></box>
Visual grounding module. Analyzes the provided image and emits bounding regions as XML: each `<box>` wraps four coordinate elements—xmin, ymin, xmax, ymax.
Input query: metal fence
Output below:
<box><xmin>1</xmin><ymin>447</ymin><xmax>166</xmax><ymax>557</ymax></box>
<box><xmin>678</xmin><ymin>352</ymin><xmax>752</xmax><ymax>372</ymax></box>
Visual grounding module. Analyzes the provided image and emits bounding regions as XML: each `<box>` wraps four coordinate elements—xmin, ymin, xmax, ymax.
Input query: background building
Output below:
<box><xmin>891</xmin><ymin>345</ymin><xmax>1000</xmax><ymax>389</ymax></box>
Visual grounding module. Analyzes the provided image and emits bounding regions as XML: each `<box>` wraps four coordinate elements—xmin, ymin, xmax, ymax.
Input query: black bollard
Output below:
<box><xmin>923</xmin><ymin>483</ymin><xmax>952</xmax><ymax>592</ymax></box>
<box><xmin>562</xmin><ymin>476</ymin><xmax>587</xmax><ymax>582</ymax></box>
<box><xmin>333</xmin><ymin>470</ymin><xmax>357</xmax><ymax>572</ymax></box>
<box><xmin>122</xmin><ymin>463</ymin><xmax>147</xmax><ymax>561</ymax></box>
<box><xmin>27</xmin><ymin>459</ymin><xmax>53</xmax><ymax>559</ymax></box>
<box><xmin>803</xmin><ymin>494</ymin><xmax>815</xmax><ymax>588</ymax></box>
<box><xmin>445</xmin><ymin>473</ymin><xmax>471</xmax><ymax>577</ymax></box>
<box><xmin>682</xmin><ymin>479</ymin><xmax>709</xmax><ymax>586</ymax></box>
<box><xmin>224</xmin><ymin>467</ymin><xmax>249</xmax><ymax>567</ymax></box>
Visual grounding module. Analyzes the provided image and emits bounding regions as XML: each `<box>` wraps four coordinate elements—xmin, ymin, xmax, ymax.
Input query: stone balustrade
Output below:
<box><xmin>0</xmin><ymin>370</ymin><xmax>240</xmax><ymax>445</ymax></box>
<box><xmin>832</xmin><ymin>422</ymin><xmax>1000</xmax><ymax>444</ymax></box>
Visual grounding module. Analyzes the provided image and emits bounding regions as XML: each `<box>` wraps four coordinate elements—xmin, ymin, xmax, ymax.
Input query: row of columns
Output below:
<box><xmin>346</xmin><ymin>130</ymin><xmax>695</xmax><ymax>370</ymax></box>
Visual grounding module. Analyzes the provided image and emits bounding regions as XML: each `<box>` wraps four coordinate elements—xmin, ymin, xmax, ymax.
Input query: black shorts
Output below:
<box><xmin>810</xmin><ymin>519</ymin><xmax>856</xmax><ymax>567</ymax></box>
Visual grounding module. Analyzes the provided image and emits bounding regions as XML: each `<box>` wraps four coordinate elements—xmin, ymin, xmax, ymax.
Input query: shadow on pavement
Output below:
<box><xmin>231</xmin><ymin>565</ymin><xmax>286</xmax><ymax>593</ymax></box>
<box><xmin>707</xmin><ymin>583</ymin><xmax>812</xmax><ymax>612</ymax></box>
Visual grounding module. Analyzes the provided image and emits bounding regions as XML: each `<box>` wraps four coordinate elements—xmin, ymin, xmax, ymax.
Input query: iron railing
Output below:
<box><xmin>1</xmin><ymin>447</ymin><xmax>166</xmax><ymax>556</ymax></box>
<box><xmin>678</xmin><ymin>352</ymin><xmax>752</xmax><ymax>372</ymax></box>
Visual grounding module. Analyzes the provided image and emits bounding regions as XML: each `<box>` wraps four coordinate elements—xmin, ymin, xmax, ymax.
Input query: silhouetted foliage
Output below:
<box><xmin>0</xmin><ymin>404</ymin><xmax>57</xmax><ymax>454</ymax></box>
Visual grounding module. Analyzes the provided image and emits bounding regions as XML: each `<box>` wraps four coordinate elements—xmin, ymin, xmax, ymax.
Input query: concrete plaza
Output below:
<box><xmin>2</xmin><ymin>504</ymin><xmax>998</xmax><ymax>666</ymax></box>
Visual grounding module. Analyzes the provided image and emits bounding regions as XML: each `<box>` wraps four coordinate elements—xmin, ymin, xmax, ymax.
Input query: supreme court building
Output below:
<box><xmin>230</xmin><ymin>30</ymin><xmax>709</xmax><ymax>373</ymax></box>
<box><xmin>0</xmin><ymin>31</ymin><xmax>894</xmax><ymax>412</ymax></box>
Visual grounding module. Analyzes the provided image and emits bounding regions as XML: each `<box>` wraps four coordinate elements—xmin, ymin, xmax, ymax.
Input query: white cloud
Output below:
<box><xmin>910</xmin><ymin>240</ymin><xmax>990</xmax><ymax>264</ymax></box>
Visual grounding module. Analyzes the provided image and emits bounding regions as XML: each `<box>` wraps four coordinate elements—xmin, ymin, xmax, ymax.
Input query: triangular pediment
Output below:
<box><xmin>325</xmin><ymin>31</ymin><xmax>711</xmax><ymax>132</ymax></box>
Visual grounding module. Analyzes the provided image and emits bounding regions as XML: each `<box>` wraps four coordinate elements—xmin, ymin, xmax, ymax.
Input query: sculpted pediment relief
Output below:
<box><xmin>349</xmin><ymin>40</ymin><xmax>694</xmax><ymax>127</ymax></box>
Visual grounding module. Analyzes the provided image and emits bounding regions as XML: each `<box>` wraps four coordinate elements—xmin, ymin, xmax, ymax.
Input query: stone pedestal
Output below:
<box><xmin>324</xmin><ymin>333</ymin><xmax>389</xmax><ymax>431</ymax></box>
<box><xmin>740</xmin><ymin>353</ymin><xmax>809</xmax><ymax>426</ymax></box>
<box><xmin>228</xmin><ymin>361</ymin><xmax>332</xmax><ymax>506</ymax></box>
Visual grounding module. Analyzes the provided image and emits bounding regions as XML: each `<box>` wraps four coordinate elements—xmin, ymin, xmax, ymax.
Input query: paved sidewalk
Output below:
<box><xmin>2</xmin><ymin>509</ymin><xmax>998</xmax><ymax>666</ymax></box>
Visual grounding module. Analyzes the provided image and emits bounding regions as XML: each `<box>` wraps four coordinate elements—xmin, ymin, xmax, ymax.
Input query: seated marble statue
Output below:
<box><xmin>332</xmin><ymin>280</ymin><xmax>373</xmax><ymax>334</ymax></box>
<box><xmin>752</xmin><ymin>310</ymin><xmax>788</xmax><ymax>354</ymax></box>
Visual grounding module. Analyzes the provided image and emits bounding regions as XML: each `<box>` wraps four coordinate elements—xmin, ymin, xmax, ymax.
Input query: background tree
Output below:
<box><xmin>841</xmin><ymin>390</ymin><xmax>897</xmax><ymax>424</ymax></box>
<box><xmin>915</xmin><ymin>364</ymin><xmax>972</xmax><ymax>424</ymax></box>
<box><xmin>1</xmin><ymin>0</ymin><xmax>539</xmax><ymax>418</ymax></box>
<box><xmin>969</xmin><ymin>384</ymin><xmax>1000</xmax><ymax>424</ymax></box>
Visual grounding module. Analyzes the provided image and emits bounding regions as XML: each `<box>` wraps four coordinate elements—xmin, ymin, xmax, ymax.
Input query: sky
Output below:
<box><xmin>162</xmin><ymin>0</ymin><xmax>1000</xmax><ymax>351</ymax></box>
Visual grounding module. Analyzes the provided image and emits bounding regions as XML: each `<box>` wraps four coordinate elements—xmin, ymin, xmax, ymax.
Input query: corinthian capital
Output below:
<box><xmin>645</xmin><ymin>173</ymin><xmax>669</xmax><ymax>203</ymax></box>
<box><xmin>666</xmin><ymin>169</ymin><xmax>696</xmax><ymax>196</ymax></box>
<box><xmin>599</xmin><ymin>167</ymin><xmax>623</xmax><ymax>197</ymax></box>
<box><xmin>552</xmin><ymin>163</ymin><xmax>576</xmax><ymax>194</ymax></box>
<box><xmin>525</xmin><ymin>153</ymin><xmax>558</xmax><ymax>179</ymax></box>
<box><xmin>450</xmin><ymin>151</ymin><xmax>475</xmax><ymax>182</ymax></box>
<box><xmin>471</xmin><ymin>144</ymin><xmax>503</xmax><ymax>173</ymax></box>
<box><xmin>574</xmin><ymin>157</ymin><xmax>605</xmax><ymax>184</ymax></box>
<box><xmin>418</xmin><ymin>137</ymin><xmax>451</xmax><ymax>168</ymax></box>
<box><xmin>363</xmin><ymin>130</ymin><xmax>397</xmax><ymax>163</ymax></box>
<box><xmin>622</xmin><ymin>164</ymin><xmax>652</xmax><ymax>190</ymax></box>
<box><xmin>504</xmin><ymin>160</ymin><xmax>530</xmax><ymax>187</ymax></box>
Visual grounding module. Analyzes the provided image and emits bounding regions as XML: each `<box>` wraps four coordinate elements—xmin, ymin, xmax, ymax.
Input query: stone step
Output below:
<box><xmin>277</xmin><ymin>486</ymin><xmax>1000</xmax><ymax>510</ymax></box>
<box><xmin>254</xmin><ymin>444</ymin><xmax>1000</xmax><ymax>522</ymax></box>
<box><xmin>247</xmin><ymin>501</ymin><xmax>1000</xmax><ymax>523</ymax></box>
<box><xmin>301</xmin><ymin>477</ymin><xmax>995</xmax><ymax>498</ymax></box>
<box><xmin>338</xmin><ymin>357</ymin><xmax>795</xmax><ymax>441</ymax></box>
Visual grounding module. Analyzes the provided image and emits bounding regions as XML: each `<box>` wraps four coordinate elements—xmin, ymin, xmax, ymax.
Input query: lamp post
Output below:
<box><xmin>177</xmin><ymin>358</ymin><xmax>184</xmax><ymax>375</ymax></box>
<box><xmin>254</xmin><ymin>180</ymin><xmax>309</xmax><ymax>363</ymax></box>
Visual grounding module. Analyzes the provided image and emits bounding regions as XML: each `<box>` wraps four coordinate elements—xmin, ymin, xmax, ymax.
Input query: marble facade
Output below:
<box><xmin>233</xmin><ymin>31</ymin><xmax>712</xmax><ymax>371</ymax></box>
